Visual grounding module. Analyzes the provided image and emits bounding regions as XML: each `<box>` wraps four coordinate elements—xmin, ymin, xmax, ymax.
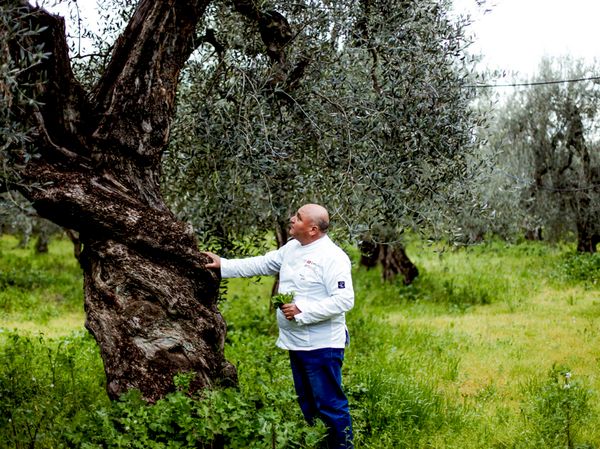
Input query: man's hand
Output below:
<box><xmin>202</xmin><ymin>251</ymin><xmax>221</xmax><ymax>269</ymax></box>
<box><xmin>280</xmin><ymin>303</ymin><xmax>301</xmax><ymax>320</ymax></box>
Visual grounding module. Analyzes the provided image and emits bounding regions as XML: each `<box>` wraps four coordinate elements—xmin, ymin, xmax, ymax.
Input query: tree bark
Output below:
<box><xmin>524</xmin><ymin>226</ymin><xmax>543</xmax><ymax>241</ymax></box>
<box><xmin>359</xmin><ymin>236</ymin><xmax>419</xmax><ymax>285</ymax></box>
<box><xmin>566</xmin><ymin>103</ymin><xmax>599</xmax><ymax>253</ymax></box>
<box><xmin>379</xmin><ymin>243</ymin><xmax>419</xmax><ymax>285</ymax></box>
<box><xmin>270</xmin><ymin>218</ymin><xmax>290</xmax><ymax>298</ymax></box>
<box><xmin>576</xmin><ymin>221</ymin><xmax>599</xmax><ymax>253</ymax></box>
<box><xmin>34</xmin><ymin>232</ymin><xmax>49</xmax><ymax>253</ymax></box>
<box><xmin>5</xmin><ymin>0</ymin><xmax>236</xmax><ymax>401</ymax></box>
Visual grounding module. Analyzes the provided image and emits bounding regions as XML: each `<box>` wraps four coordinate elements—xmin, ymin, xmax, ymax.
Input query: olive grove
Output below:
<box><xmin>470</xmin><ymin>57</ymin><xmax>600</xmax><ymax>252</ymax></box>
<box><xmin>1</xmin><ymin>0</ymin><xmax>479</xmax><ymax>400</ymax></box>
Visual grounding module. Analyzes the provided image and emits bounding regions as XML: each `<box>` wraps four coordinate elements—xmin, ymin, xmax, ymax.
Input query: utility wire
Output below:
<box><xmin>465</xmin><ymin>75</ymin><xmax>600</xmax><ymax>89</ymax></box>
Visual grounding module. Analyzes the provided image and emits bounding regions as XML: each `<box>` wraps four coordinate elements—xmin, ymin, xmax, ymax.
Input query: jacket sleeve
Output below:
<box><xmin>220</xmin><ymin>248</ymin><xmax>284</xmax><ymax>278</ymax></box>
<box><xmin>293</xmin><ymin>255</ymin><xmax>354</xmax><ymax>325</ymax></box>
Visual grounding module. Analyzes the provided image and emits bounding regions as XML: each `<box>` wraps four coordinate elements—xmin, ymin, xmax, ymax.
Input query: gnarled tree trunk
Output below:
<box><xmin>5</xmin><ymin>0</ymin><xmax>236</xmax><ymax>401</ymax></box>
<box><xmin>576</xmin><ymin>221</ymin><xmax>599</xmax><ymax>253</ymax></box>
<box><xmin>359</xmin><ymin>235</ymin><xmax>419</xmax><ymax>285</ymax></box>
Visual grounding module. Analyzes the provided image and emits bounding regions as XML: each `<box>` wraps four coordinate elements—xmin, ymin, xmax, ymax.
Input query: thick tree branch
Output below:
<box><xmin>8</xmin><ymin>3</ymin><xmax>91</xmax><ymax>159</ymax></box>
<box><xmin>91</xmin><ymin>0</ymin><xmax>211</xmax><ymax>164</ymax></box>
<box><xmin>26</xmin><ymin>162</ymin><xmax>217</xmax><ymax>283</ymax></box>
<box><xmin>231</xmin><ymin>0</ymin><xmax>294</xmax><ymax>86</ymax></box>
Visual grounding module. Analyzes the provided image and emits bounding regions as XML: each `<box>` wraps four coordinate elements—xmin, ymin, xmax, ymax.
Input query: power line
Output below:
<box><xmin>465</xmin><ymin>75</ymin><xmax>600</xmax><ymax>89</ymax></box>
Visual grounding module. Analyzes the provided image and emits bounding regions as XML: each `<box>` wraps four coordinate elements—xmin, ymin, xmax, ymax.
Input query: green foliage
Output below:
<box><xmin>557</xmin><ymin>251</ymin><xmax>600</xmax><ymax>286</ymax></box>
<box><xmin>0</xmin><ymin>330</ymin><xmax>107</xmax><ymax>449</ymax></box>
<box><xmin>519</xmin><ymin>366</ymin><xmax>595</xmax><ymax>449</ymax></box>
<box><xmin>66</xmin><ymin>387</ymin><xmax>327</xmax><ymax>449</ymax></box>
<box><xmin>162</xmin><ymin>0</ymin><xmax>480</xmax><ymax>249</ymax></box>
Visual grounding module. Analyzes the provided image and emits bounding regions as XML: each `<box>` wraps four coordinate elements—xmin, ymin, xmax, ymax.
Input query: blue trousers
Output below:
<box><xmin>289</xmin><ymin>348</ymin><xmax>353</xmax><ymax>449</ymax></box>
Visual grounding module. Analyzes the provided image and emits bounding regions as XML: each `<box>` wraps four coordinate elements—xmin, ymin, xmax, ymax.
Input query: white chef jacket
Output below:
<box><xmin>220</xmin><ymin>235</ymin><xmax>354</xmax><ymax>350</ymax></box>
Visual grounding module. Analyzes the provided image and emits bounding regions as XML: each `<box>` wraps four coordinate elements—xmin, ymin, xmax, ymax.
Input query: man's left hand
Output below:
<box><xmin>281</xmin><ymin>303</ymin><xmax>301</xmax><ymax>320</ymax></box>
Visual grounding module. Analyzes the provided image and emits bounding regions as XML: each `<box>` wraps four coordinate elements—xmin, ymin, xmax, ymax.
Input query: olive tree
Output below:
<box><xmin>163</xmin><ymin>0</ymin><xmax>480</xmax><ymax>284</ymax></box>
<box><xmin>484</xmin><ymin>57</ymin><xmax>600</xmax><ymax>252</ymax></box>
<box><xmin>1</xmin><ymin>0</ymin><xmax>255</xmax><ymax>401</ymax></box>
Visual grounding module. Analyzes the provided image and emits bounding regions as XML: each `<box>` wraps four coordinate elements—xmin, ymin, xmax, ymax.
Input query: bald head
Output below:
<box><xmin>289</xmin><ymin>204</ymin><xmax>330</xmax><ymax>245</ymax></box>
<box><xmin>300</xmin><ymin>204</ymin><xmax>330</xmax><ymax>233</ymax></box>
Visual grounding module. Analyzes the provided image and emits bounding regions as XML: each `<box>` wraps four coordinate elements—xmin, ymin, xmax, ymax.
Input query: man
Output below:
<box><xmin>204</xmin><ymin>203</ymin><xmax>354</xmax><ymax>449</ymax></box>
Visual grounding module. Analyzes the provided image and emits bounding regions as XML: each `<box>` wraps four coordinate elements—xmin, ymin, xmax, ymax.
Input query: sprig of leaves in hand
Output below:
<box><xmin>271</xmin><ymin>292</ymin><xmax>295</xmax><ymax>309</ymax></box>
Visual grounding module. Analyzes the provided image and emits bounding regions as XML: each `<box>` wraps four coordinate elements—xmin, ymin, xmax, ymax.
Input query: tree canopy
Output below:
<box><xmin>162</xmin><ymin>0</ymin><xmax>480</xmax><ymax>254</ymax></box>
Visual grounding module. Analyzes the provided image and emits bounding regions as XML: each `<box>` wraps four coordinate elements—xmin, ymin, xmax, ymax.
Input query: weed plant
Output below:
<box><xmin>556</xmin><ymin>251</ymin><xmax>600</xmax><ymax>287</ymax></box>
<box><xmin>519</xmin><ymin>365</ymin><xmax>595</xmax><ymax>449</ymax></box>
<box><xmin>0</xmin><ymin>330</ymin><xmax>107</xmax><ymax>448</ymax></box>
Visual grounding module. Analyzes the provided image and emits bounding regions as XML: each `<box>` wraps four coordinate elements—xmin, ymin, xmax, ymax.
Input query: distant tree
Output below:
<box><xmin>488</xmin><ymin>57</ymin><xmax>600</xmax><ymax>252</ymax></box>
<box><xmin>0</xmin><ymin>192</ymin><xmax>61</xmax><ymax>252</ymax></box>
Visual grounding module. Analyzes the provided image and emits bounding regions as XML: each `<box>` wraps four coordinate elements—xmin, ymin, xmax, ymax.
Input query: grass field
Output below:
<box><xmin>1</xmin><ymin>235</ymin><xmax>598</xmax><ymax>448</ymax></box>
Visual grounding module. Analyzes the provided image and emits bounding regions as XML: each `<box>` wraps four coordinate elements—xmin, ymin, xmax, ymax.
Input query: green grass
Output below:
<box><xmin>0</xmin><ymin>235</ymin><xmax>84</xmax><ymax>326</ymax></box>
<box><xmin>374</xmin><ymin>239</ymin><xmax>600</xmax><ymax>448</ymax></box>
<box><xmin>0</xmin><ymin>235</ymin><xmax>598</xmax><ymax>448</ymax></box>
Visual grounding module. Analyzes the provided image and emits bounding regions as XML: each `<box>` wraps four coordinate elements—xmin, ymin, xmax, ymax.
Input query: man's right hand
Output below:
<box><xmin>202</xmin><ymin>251</ymin><xmax>221</xmax><ymax>269</ymax></box>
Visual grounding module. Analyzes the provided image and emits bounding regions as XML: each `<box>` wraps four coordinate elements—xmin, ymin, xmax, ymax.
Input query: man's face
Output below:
<box><xmin>289</xmin><ymin>207</ymin><xmax>316</xmax><ymax>244</ymax></box>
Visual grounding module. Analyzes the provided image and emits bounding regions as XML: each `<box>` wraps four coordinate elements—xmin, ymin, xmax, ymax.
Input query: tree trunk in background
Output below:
<box><xmin>34</xmin><ymin>232</ymin><xmax>49</xmax><ymax>253</ymax></box>
<box><xmin>566</xmin><ymin>103</ymin><xmax>599</xmax><ymax>253</ymax></box>
<box><xmin>524</xmin><ymin>226</ymin><xmax>543</xmax><ymax>241</ymax></box>
<box><xmin>576</xmin><ymin>222</ymin><xmax>599</xmax><ymax>253</ymax></box>
<box><xmin>379</xmin><ymin>243</ymin><xmax>419</xmax><ymax>284</ymax></box>
<box><xmin>358</xmin><ymin>237</ymin><xmax>379</xmax><ymax>268</ymax></box>
<box><xmin>359</xmin><ymin>236</ymin><xmax>419</xmax><ymax>285</ymax></box>
<box><xmin>271</xmin><ymin>219</ymin><xmax>290</xmax><ymax>297</ymax></box>
<box><xmin>6</xmin><ymin>1</ymin><xmax>236</xmax><ymax>401</ymax></box>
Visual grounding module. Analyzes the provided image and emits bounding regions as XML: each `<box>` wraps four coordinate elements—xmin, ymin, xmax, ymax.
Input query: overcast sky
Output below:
<box><xmin>41</xmin><ymin>0</ymin><xmax>600</xmax><ymax>80</ymax></box>
<box><xmin>452</xmin><ymin>0</ymin><xmax>600</xmax><ymax>79</ymax></box>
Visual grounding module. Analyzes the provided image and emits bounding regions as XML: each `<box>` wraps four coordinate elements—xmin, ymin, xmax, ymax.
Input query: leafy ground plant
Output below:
<box><xmin>0</xmin><ymin>330</ymin><xmax>107</xmax><ymax>449</ymax></box>
<box><xmin>556</xmin><ymin>251</ymin><xmax>600</xmax><ymax>286</ymax></box>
